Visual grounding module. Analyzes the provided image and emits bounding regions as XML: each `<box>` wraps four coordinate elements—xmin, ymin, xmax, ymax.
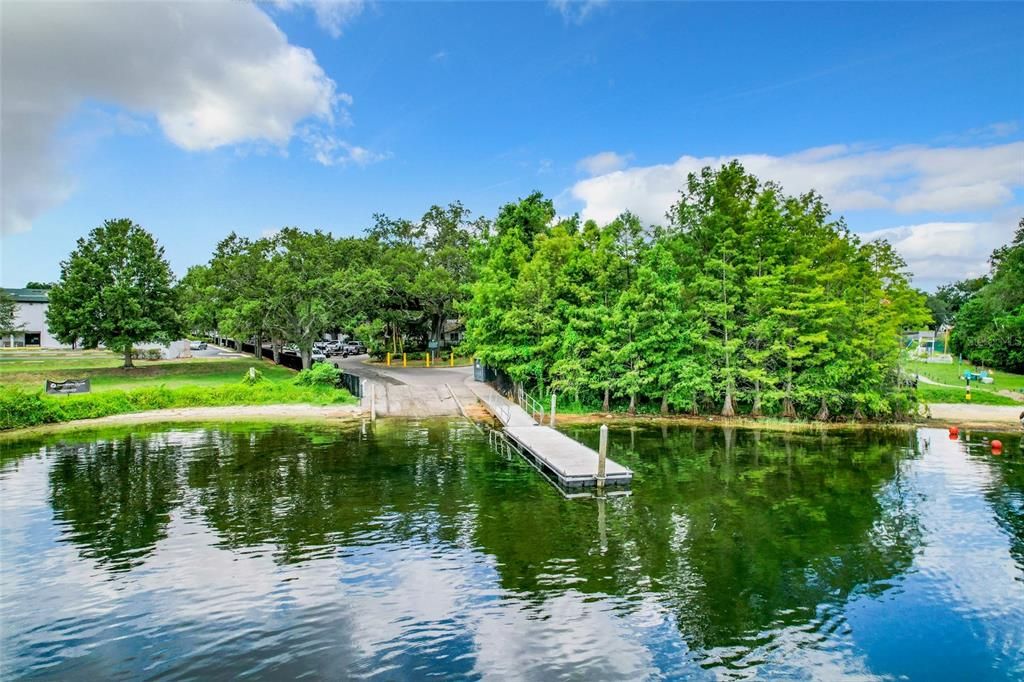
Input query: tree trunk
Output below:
<box><xmin>782</xmin><ymin>398</ymin><xmax>797</xmax><ymax>419</ymax></box>
<box><xmin>301</xmin><ymin>348</ymin><xmax>311</xmax><ymax>370</ymax></box>
<box><xmin>272</xmin><ymin>341</ymin><xmax>281</xmax><ymax>364</ymax></box>
<box><xmin>721</xmin><ymin>390</ymin><xmax>735</xmax><ymax>417</ymax></box>
<box><xmin>853</xmin><ymin>406</ymin><xmax>865</xmax><ymax>421</ymax></box>
<box><xmin>782</xmin><ymin>378</ymin><xmax>797</xmax><ymax>418</ymax></box>
<box><xmin>661</xmin><ymin>391</ymin><xmax>669</xmax><ymax>416</ymax></box>
<box><xmin>123</xmin><ymin>346</ymin><xmax>134</xmax><ymax>369</ymax></box>
<box><xmin>815</xmin><ymin>396</ymin><xmax>830</xmax><ymax>422</ymax></box>
<box><xmin>627</xmin><ymin>392</ymin><xmax>637</xmax><ymax>415</ymax></box>
<box><xmin>602</xmin><ymin>387</ymin><xmax>610</xmax><ymax>412</ymax></box>
<box><xmin>750</xmin><ymin>380</ymin><xmax>762</xmax><ymax>417</ymax></box>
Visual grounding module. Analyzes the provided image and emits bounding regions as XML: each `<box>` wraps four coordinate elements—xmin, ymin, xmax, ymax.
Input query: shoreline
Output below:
<box><xmin>2</xmin><ymin>401</ymin><xmax>1021</xmax><ymax>441</ymax></box>
<box><xmin>0</xmin><ymin>404</ymin><xmax>363</xmax><ymax>441</ymax></box>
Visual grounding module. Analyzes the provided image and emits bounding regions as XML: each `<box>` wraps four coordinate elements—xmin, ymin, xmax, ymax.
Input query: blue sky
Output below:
<box><xmin>1</xmin><ymin>1</ymin><xmax>1021</xmax><ymax>291</ymax></box>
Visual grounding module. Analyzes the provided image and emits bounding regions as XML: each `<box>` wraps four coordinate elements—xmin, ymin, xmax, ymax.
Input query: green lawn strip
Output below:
<box><xmin>906</xmin><ymin>360</ymin><xmax>1024</xmax><ymax>393</ymax></box>
<box><xmin>0</xmin><ymin>381</ymin><xmax>357</xmax><ymax>431</ymax></box>
<box><xmin>0</xmin><ymin>358</ymin><xmax>292</xmax><ymax>391</ymax></box>
<box><xmin>915</xmin><ymin>384</ymin><xmax>1019</xmax><ymax>406</ymax></box>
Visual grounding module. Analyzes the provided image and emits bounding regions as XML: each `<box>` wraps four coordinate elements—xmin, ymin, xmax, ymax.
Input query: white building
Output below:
<box><xmin>2</xmin><ymin>287</ymin><xmax>191</xmax><ymax>358</ymax></box>
<box><xmin>2</xmin><ymin>288</ymin><xmax>61</xmax><ymax>347</ymax></box>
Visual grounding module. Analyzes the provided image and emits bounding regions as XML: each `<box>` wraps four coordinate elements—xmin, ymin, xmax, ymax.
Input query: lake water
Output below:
<box><xmin>1</xmin><ymin>420</ymin><xmax>1022</xmax><ymax>680</ymax></box>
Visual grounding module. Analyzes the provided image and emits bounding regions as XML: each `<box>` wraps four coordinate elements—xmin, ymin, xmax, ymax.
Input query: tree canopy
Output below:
<box><xmin>47</xmin><ymin>218</ymin><xmax>182</xmax><ymax>368</ymax></box>
<box><xmin>466</xmin><ymin>163</ymin><xmax>929</xmax><ymax>420</ymax></box>
<box><xmin>173</xmin><ymin>162</ymin><xmax>933</xmax><ymax>419</ymax></box>
<box><xmin>948</xmin><ymin>219</ymin><xmax>1024</xmax><ymax>372</ymax></box>
<box><xmin>0</xmin><ymin>291</ymin><xmax>19</xmax><ymax>337</ymax></box>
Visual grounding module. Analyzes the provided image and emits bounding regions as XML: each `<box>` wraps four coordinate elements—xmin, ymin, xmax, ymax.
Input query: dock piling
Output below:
<box><xmin>597</xmin><ymin>424</ymin><xmax>608</xmax><ymax>488</ymax></box>
<box><xmin>370</xmin><ymin>384</ymin><xmax>377</xmax><ymax>421</ymax></box>
<box><xmin>550</xmin><ymin>393</ymin><xmax>557</xmax><ymax>427</ymax></box>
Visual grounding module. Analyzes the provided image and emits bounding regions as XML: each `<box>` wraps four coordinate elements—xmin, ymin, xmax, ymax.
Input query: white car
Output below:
<box><xmin>189</xmin><ymin>340</ymin><xmax>207</xmax><ymax>350</ymax></box>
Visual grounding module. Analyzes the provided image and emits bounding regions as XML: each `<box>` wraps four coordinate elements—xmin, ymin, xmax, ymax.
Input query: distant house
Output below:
<box><xmin>2</xmin><ymin>288</ymin><xmax>60</xmax><ymax>348</ymax></box>
<box><xmin>441</xmin><ymin>319</ymin><xmax>465</xmax><ymax>347</ymax></box>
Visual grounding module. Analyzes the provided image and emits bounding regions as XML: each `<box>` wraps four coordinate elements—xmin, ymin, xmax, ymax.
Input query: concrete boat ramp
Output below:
<box><xmin>334</xmin><ymin>356</ymin><xmax>632</xmax><ymax>490</ymax></box>
<box><xmin>467</xmin><ymin>383</ymin><xmax>633</xmax><ymax>489</ymax></box>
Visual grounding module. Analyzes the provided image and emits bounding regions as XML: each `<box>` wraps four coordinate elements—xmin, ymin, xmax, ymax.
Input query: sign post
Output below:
<box><xmin>45</xmin><ymin>379</ymin><xmax>90</xmax><ymax>395</ymax></box>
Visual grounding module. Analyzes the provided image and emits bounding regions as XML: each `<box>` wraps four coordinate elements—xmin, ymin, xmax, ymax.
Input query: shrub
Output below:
<box><xmin>293</xmin><ymin>362</ymin><xmax>341</xmax><ymax>387</ymax></box>
<box><xmin>241</xmin><ymin>367</ymin><xmax>265</xmax><ymax>385</ymax></box>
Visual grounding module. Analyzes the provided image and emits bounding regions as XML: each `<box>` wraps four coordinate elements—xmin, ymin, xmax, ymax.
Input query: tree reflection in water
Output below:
<box><xmin>37</xmin><ymin>420</ymin><xmax>947</xmax><ymax>655</ymax></box>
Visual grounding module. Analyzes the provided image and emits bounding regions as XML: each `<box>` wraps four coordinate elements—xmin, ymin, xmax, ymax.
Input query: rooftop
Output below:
<box><xmin>2</xmin><ymin>288</ymin><xmax>50</xmax><ymax>304</ymax></box>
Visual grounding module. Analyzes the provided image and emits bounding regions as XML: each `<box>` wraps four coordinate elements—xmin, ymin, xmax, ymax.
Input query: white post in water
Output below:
<box><xmin>597</xmin><ymin>424</ymin><xmax>608</xmax><ymax>489</ymax></box>
<box><xmin>370</xmin><ymin>383</ymin><xmax>377</xmax><ymax>422</ymax></box>
<box><xmin>550</xmin><ymin>393</ymin><xmax>557</xmax><ymax>427</ymax></box>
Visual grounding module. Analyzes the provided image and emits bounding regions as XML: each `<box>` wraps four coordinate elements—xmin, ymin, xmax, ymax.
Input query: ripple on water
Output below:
<box><xmin>1</xmin><ymin>424</ymin><xmax>1023</xmax><ymax>680</ymax></box>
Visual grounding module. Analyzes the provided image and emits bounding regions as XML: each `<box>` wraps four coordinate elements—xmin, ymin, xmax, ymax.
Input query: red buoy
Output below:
<box><xmin>949</xmin><ymin>426</ymin><xmax>959</xmax><ymax>438</ymax></box>
<box><xmin>992</xmin><ymin>440</ymin><xmax>1003</xmax><ymax>453</ymax></box>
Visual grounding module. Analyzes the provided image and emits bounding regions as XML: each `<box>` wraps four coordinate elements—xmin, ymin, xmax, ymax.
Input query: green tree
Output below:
<box><xmin>177</xmin><ymin>264</ymin><xmax>219</xmax><ymax>337</ymax></box>
<box><xmin>950</xmin><ymin>218</ymin><xmax>1024</xmax><ymax>371</ymax></box>
<box><xmin>47</xmin><ymin>218</ymin><xmax>181</xmax><ymax>368</ymax></box>
<box><xmin>0</xmin><ymin>290</ymin><xmax>20</xmax><ymax>338</ymax></box>
<box><xmin>265</xmin><ymin>228</ymin><xmax>347</xmax><ymax>369</ymax></box>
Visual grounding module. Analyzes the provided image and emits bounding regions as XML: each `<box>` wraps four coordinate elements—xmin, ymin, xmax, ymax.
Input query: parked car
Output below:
<box><xmin>311</xmin><ymin>350</ymin><xmax>327</xmax><ymax>363</ymax></box>
<box><xmin>189</xmin><ymin>340</ymin><xmax>207</xmax><ymax>351</ymax></box>
<box><xmin>341</xmin><ymin>342</ymin><xmax>366</xmax><ymax>357</ymax></box>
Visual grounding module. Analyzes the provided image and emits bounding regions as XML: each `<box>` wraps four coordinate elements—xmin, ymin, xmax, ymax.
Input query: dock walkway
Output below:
<box><xmin>467</xmin><ymin>381</ymin><xmax>633</xmax><ymax>488</ymax></box>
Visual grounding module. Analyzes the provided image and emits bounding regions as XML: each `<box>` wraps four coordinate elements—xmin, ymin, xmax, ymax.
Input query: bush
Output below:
<box><xmin>130</xmin><ymin>348</ymin><xmax>164</xmax><ymax>360</ymax></box>
<box><xmin>241</xmin><ymin>367</ymin><xmax>265</xmax><ymax>385</ymax></box>
<box><xmin>293</xmin><ymin>362</ymin><xmax>341</xmax><ymax>387</ymax></box>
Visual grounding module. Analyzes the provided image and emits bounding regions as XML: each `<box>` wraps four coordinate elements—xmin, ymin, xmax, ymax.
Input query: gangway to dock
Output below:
<box><xmin>468</xmin><ymin>382</ymin><xmax>633</xmax><ymax>489</ymax></box>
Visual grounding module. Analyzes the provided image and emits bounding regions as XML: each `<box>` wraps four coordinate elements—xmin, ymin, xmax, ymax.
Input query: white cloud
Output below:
<box><xmin>569</xmin><ymin>140</ymin><xmax>1024</xmax><ymax>225</ymax></box>
<box><xmin>301</xmin><ymin>129</ymin><xmax>390</xmax><ymax>167</ymax></box>
<box><xmin>1</xmin><ymin>1</ymin><xmax>344</xmax><ymax>234</ymax></box>
<box><xmin>274</xmin><ymin>0</ymin><xmax>367</xmax><ymax>39</ymax></box>
<box><xmin>856</xmin><ymin>213</ymin><xmax>1020</xmax><ymax>290</ymax></box>
<box><xmin>576</xmin><ymin>151</ymin><xmax>632</xmax><ymax>176</ymax></box>
<box><xmin>549</xmin><ymin>0</ymin><xmax>608</xmax><ymax>24</ymax></box>
<box><xmin>431</xmin><ymin>49</ymin><xmax>449</xmax><ymax>62</ymax></box>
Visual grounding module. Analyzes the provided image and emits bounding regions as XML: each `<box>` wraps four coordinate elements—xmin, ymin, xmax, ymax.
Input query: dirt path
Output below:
<box><xmin>924</xmin><ymin>403</ymin><xmax>1024</xmax><ymax>428</ymax></box>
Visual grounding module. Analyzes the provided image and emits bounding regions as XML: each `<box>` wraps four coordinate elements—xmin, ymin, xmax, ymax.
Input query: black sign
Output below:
<box><xmin>45</xmin><ymin>379</ymin><xmax>91</xmax><ymax>395</ymax></box>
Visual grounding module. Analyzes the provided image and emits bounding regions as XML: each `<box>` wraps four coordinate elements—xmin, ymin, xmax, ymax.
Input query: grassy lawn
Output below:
<box><xmin>0</xmin><ymin>349</ymin><xmax>356</xmax><ymax>431</ymax></box>
<box><xmin>915</xmin><ymin>384</ymin><xmax>1020</xmax><ymax>406</ymax></box>
<box><xmin>907</xmin><ymin>359</ymin><xmax>1024</xmax><ymax>405</ymax></box>
<box><xmin>0</xmin><ymin>353</ymin><xmax>296</xmax><ymax>391</ymax></box>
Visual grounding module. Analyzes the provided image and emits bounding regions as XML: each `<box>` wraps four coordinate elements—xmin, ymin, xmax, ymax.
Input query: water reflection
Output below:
<box><xmin>1</xmin><ymin>421</ymin><xmax>1022</xmax><ymax>680</ymax></box>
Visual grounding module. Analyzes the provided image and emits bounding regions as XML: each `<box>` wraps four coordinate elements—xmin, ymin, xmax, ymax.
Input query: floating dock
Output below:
<box><xmin>469</xmin><ymin>383</ymin><xmax>633</xmax><ymax>489</ymax></box>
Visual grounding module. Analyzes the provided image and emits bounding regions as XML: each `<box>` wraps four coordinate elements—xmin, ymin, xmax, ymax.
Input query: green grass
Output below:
<box><xmin>0</xmin><ymin>351</ymin><xmax>295</xmax><ymax>391</ymax></box>
<box><xmin>0</xmin><ymin>349</ymin><xmax>356</xmax><ymax>431</ymax></box>
<box><xmin>906</xmin><ymin>359</ymin><xmax>1024</xmax><ymax>405</ymax></box>
<box><xmin>906</xmin><ymin>359</ymin><xmax>1024</xmax><ymax>392</ymax></box>
<box><xmin>915</xmin><ymin>384</ymin><xmax>1020</xmax><ymax>406</ymax></box>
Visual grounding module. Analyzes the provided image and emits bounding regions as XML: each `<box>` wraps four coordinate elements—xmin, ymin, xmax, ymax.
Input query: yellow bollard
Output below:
<box><xmin>425</xmin><ymin>352</ymin><xmax>430</xmax><ymax>368</ymax></box>
<box><xmin>386</xmin><ymin>352</ymin><xmax>391</xmax><ymax>367</ymax></box>
<box><xmin>402</xmin><ymin>353</ymin><xmax>407</xmax><ymax>367</ymax></box>
<box><xmin>450</xmin><ymin>352</ymin><xmax>454</xmax><ymax>367</ymax></box>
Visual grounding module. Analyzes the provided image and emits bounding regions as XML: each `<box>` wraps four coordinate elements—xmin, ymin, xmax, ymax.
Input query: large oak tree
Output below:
<box><xmin>47</xmin><ymin>218</ymin><xmax>182</xmax><ymax>368</ymax></box>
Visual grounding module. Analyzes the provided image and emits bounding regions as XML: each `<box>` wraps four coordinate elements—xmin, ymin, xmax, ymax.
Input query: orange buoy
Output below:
<box><xmin>991</xmin><ymin>440</ymin><xmax>1003</xmax><ymax>452</ymax></box>
<box><xmin>949</xmin><ymin>426</ymin><xmax>959</xmax><ymax>438</ymax></box>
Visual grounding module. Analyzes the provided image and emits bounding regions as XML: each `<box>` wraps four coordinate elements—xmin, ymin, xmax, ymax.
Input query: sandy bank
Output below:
<box><xmin>1</xmin><ymin>403</ymin><xmax>364</xmax><ymax>440</ymax></box>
